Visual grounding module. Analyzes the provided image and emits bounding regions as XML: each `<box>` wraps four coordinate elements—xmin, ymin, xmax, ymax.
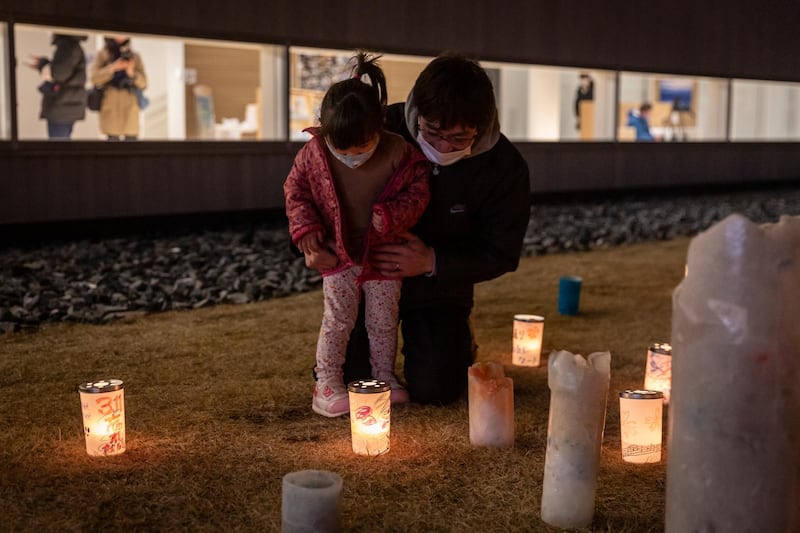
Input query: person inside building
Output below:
<box><xmin>90</xmin><ymin>35</ymin><xmax>147</xmax><ymax>140</ymax></box>
<box><xmin>627</xmin><ymin>102</ymin><xmax>656</xmax><ymax>142</ymax></box>
<box><xmin>25</xmin><ymin>32</ymin><xmax>88</xmax><ymax>139</ymax></box>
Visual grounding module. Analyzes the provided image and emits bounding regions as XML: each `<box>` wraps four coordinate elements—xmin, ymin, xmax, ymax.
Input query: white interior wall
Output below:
<box><xmin>498</xmin><ymin>67</ymin><xmax>529</xmax><ymax>141</ymax></box>
<box><xmin>731</xmin><ymin>81</ymin><xmax>800</xmax><ymax>140</ymax></box>
<box><xmin>527</xmin><ymin>67</ymin><xmax>560</xmax><ymax>140</ymax></box>
<box><xmin>0</xmin><ymin>24</ymin><xmax>9</xmax><ymax>139</ymax></box>
<box><xmin>259</xmin><ymin>46</ymin><xmax>285</xmax><ymax>140</ymax></box>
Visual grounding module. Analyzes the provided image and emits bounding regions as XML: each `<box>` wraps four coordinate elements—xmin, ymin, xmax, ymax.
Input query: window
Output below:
<box><xmin>0</xmin><ymin>22</ymin><xmax>10</xmax><ymax>139</ymax></box>
<box><xmin>618</xmin><ymin>72</ymin><xmax>728</xmax><ymax>142</ymax></box>
<box><xmin>288</xmin><ymin>46</ymin><xmax>431</xmax><ymax>141</ymax></box>
<box><xmin>730</xmin><ymin>79</ymin><xmax>800</xmax><ymax>141</ymax></box>
<box><xmin>14</xmin><ymin>24</ymin><xmax>286</xmax><ymax>140</ymax></box>
<box><xmin>484</xmin><ymin>62</ymin><xmax>617</xmax><ymax>142</ymax></box>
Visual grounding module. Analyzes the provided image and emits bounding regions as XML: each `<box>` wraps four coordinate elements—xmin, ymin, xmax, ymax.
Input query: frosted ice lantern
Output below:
<box><xmin>468</xmin><ymin>362</ymin><xmax>514</xmax><ymax>448</ymax></box>
<box><xmin>540</xmin><ymin>350</ymin><xmax>610</xmax><ymax>529</ymax></box>
<box><xmin>666</xmin><ymin>214</ymin><xmax>800</xmax><ymax>533</ymax></box>
<box><xmin>281</xmin><ymin>469</ymin><xmax>342</xmax><ymax>533</ymax></box>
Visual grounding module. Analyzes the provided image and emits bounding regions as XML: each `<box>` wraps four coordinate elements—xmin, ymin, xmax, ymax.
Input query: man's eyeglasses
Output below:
<box><xmin>418</xmin><ymin>123</ymin><xmax>477</xmax><ymax>150</ymax></box>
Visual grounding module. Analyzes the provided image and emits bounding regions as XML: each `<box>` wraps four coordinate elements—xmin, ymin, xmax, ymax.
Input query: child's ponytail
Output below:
<box><xmin>319</xmin><ymin>50</ymin><xmax>387</xmax><ymax>150</ymax></box>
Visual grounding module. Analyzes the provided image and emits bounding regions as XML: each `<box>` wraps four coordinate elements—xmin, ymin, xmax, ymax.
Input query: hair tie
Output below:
<box><xmin>353</xmin><ymin>73</ymin><xmax>363</xmax><ymax>81</ymax></box>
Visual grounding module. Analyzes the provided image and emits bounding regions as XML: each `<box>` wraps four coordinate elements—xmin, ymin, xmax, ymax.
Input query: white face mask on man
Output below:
<box><xmin>415</xmin><ymin>130</ymin><xmax>472</xmax><ymax>167</ymax></box>
<box><xmin>325</xmin><ymin>137</ymin><xmax>379</xmax><ymax>169</ymax></box>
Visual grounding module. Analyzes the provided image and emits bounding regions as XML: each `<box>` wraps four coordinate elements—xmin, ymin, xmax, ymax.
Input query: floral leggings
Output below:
<box><xmin>315</xmin><ymin>266</ymin><xmax>401</xmax><ymax>381</ymax></box>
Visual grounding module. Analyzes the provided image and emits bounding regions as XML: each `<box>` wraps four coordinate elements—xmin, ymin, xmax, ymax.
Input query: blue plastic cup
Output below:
<box><xmin>558</xmin><ymin>276</ymin><xmax>582</xmax><ymax>315</ymax></box>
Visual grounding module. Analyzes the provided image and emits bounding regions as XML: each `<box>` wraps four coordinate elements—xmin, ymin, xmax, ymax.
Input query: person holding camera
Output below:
<box><xmin>90</xmin><ymin>35</ymin><xmax>147</xmax><ymax>140</ymax></box>
<box><xmin>25</xmin><ymin>32</ymin><xmax>88</xmax><ymax>139</ymax></box>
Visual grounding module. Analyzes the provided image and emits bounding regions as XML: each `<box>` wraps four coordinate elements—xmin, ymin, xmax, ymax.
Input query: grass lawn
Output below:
<box><xmin>0</xmin><ymin>237</ymin><xmax>688</xmax><ymax>532</ymax></box>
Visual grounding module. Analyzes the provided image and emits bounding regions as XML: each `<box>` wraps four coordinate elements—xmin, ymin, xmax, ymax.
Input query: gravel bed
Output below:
<box><xmin>2</xmin><ymin>186</ymin><xmax>799</xmax><ymax>332</ymax></box>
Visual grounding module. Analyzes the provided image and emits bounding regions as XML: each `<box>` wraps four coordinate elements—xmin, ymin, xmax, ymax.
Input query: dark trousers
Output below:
<box><xmin>47</xmin><ymin>121</ymin><xmax>74</xmax><ymax>139</ymax></box>
<box><xmin>344</xmin><ymin>299</ymin><xmax>476</xmax><ymax>405</ymax></box>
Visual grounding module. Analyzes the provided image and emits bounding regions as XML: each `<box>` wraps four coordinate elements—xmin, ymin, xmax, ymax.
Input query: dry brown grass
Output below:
<box><xmin>0</xmin><ymin>237</ymin><xmax>689</xmax><ymax>532</ymax></box>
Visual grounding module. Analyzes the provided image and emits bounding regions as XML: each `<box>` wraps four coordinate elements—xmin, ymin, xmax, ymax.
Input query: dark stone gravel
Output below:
<box><xmin>2</xmin><ymin>186</ymin><xmax>799</xmax><ymax>332</ymax></box>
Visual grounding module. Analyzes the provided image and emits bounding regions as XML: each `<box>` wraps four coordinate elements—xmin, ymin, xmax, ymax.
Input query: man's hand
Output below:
<box><xmin>371</xmin><ymin>231</ymin><xmax>434</xmax><ymax>277</ymax></box>
<box><xmin>296</xmin><ymin>230</ymin><xmax>324</xmax><ymax>255</ymax></box>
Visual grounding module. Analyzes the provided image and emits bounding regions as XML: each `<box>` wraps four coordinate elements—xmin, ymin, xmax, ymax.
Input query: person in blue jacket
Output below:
<box><xmin>627</xmin><ymin>103</ymin><xmax>655</xmax><ymax>141</ymax></box>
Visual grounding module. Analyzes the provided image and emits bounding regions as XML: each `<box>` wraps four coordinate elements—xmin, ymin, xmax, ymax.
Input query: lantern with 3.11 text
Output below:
<box><xmin>78</xmin><ymin>379</ymin><xmax>126</xmax><ymax>457</ymax></box>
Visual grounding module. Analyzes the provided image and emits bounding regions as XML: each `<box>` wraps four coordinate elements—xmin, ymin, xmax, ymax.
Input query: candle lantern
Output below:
<box><xmin>282</xmin><ymin>469</ymin><xmax>343</xmax><ymax>533</ymax></box>
<box><xmin>468</xmin><ymin>362</ymin><xmax>514</xmax><ymax>448</ymax></box>
<box><xmin>512</xmin><ymin>314</ymin><xmax>544</xmax><ymax>367</ymax></box>
<box><xmin>347</xmin><ymin>379</ymin><xmax>391</xmax><ymax>456</ymax></box>
<box><xmin>643</xmin><ymin>343</ymin><xmax>672</xmax><ymax>404</ymax></box>
<box><xmin>619</xmin><ymin>389</ymin><xmax>663</xmax><ymax>464</ymax></box>
<box><xmin>78</xmin><ymin>379</ymin><xmax>126</xmax><ymax>456</ymax></box>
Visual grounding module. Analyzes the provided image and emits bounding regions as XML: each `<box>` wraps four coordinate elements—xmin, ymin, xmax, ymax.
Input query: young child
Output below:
<box><xmin>284</xmin><ymin>52</ymin><xmax>430</xmax><ymax>417</ymax></box>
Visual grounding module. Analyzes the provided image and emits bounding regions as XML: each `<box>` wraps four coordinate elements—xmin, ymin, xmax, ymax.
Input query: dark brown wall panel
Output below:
<box><xmin>2</xmin><ymin>143</ymin><xmax>799</xmax><ymax>225</ymax></box>
<box><xmin>3</xmin><ymin>0</ymin><xmax>799</xmax><ymax>81</ymax></box>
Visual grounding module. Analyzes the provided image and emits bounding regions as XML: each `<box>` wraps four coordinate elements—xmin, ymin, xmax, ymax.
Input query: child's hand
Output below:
<box><xmin>297</xmin><ymin>230</ymin><xmax>324</xmax><ymax>255</ymax></box>
<box><xmin>304</xmin><ymin>248</ymin><xmax>339</xmax><ymax>272</ymax></box>
<box><xmin>371</xmin><ymin>211</ymin><xmax>384</xmax><ymax>234</ymax></box>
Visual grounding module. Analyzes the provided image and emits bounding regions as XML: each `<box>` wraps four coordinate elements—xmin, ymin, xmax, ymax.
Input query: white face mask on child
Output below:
<box><xmin>325</xmin><ymin>137</ymin><xmax>379</xmax><ymax>169</ymax></box>
<box><xmin>416</xmin><ymin>131</ymin><xmax>472</xmax><ymax>167</ymax></box>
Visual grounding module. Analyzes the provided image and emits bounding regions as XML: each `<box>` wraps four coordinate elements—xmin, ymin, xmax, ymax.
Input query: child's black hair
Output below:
<box><xmin>319</xmin><ymin>51</ymin><xmax>387</xmax><ymax>150</ymax></box>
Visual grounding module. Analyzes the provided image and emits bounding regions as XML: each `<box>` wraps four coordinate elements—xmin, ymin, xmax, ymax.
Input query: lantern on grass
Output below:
<box><xmin>347</xmin><ymin>379</ymin><xmax>390</xmax><ymax>456</ymax></box>
<box><xmin>468</xmin><ymin>362</ymin><xmax>514</xmax><ymax>448</ymax></box>
<box><xmin>619</xmin><ymin>389</ymin><xmax>663</xmax><ymax>463</ymax></box>
<box><xmin>643</xmin><ymin>343</ymin><xmax>672</xmax><ymax>404</ymax></box>
<box><xmin>78</xmin><ymin>379</ymin><xmax>125</xmax><ymax>456</ymax></box>
<box><xmin>281</xmin><ymin>469</ymin><xmax>342</xmax><ymax>533</ymax></box>
<box><xmin>512</xmin><ymin>314</ymin><xmax>544</xmax><ymax>366</ymax></box>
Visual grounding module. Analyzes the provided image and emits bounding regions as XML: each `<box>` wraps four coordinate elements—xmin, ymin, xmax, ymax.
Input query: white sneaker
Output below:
<box><xmin>375</xmin><ymin>371</ymin><xmax>410</xmax><ymax>405</ymax></box>
<box><xmin>312</xmin><ymin>378</ymin><xmax>350</xmax><ymax>417</ymax></box>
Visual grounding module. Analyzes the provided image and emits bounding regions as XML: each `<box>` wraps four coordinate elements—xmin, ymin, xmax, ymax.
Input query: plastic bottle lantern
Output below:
<box><xmin>512</xmin><ymin>314</ymin><xmax>544</xmax><ymax>366</ymax></box>
<box><xmin>643</xmin><ymin>343</ymin><xmax>672</xmax><ymax>404</ymax></box>
<box><xmin>619</xmin><ymin>389</ymin><xmax>663</xmax><ymax>463</ymax></box>
<box><xmin>78</xmin><ymin>379</ymin><xmax>126</xmax><ymax>456</ymax></box>
<box><xmin>347</xmin><ymin>380</ymin><xmax>391</xmax><ymax>456</ymax></box>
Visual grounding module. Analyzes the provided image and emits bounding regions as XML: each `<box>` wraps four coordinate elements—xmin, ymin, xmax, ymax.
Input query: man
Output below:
<box><xmin>308</xmin><ymin>52</ymin><xmax>531</xmax><ymax>404</ymax></box>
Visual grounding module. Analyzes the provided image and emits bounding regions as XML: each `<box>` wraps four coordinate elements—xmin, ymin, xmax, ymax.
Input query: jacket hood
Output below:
<box><xmin>403</xmin><ymin>89</ymin><xmax>500</xmax><ymax>159</ymax></box>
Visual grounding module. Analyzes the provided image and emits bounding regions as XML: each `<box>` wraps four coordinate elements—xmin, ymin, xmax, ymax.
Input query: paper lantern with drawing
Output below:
<box><xmin>619</xmin><ymin>389</ymin><xmax>663</xmax><ymax>463</ymax></box>
<box><xmin>78</xmin><ymin>379</ymin><xmax>126</xmax><ymax>457</ymax></box>
<box><xmin>643</xmin><ymin>343</ymin><xmax>672</xmax><ymax>404</ymax></box>
<box><xmin>512</xmin><ymin>314</ymin><xmax>544</xmax><ymax>366</ymax></box>
<box><xmin>347</xmin><ymin>380</ymin><xmax>390</xmax><ymax>456</ymax></box>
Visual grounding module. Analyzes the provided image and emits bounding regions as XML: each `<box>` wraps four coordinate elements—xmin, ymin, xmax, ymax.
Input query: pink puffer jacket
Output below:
<box><xmin>284</xmin><ymin>129</ymin><xmax>430</xmax><ymax>281</ymax></box>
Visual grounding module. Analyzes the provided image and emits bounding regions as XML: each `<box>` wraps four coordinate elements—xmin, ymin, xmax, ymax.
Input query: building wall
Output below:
<box><xmin>1</xmin><ymin>1</ymin><xmax>799</xmax><ymax>225</ymax></box>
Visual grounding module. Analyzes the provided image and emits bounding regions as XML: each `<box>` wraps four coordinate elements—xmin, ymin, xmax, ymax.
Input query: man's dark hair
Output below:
<box><xmin>640</xmin><ymin>102</ymin><xmax>653</xmax><ymax>113</ymax></box>
<box><xmin>412</xmin><ymin>52</ymin><xmax>496</xmax><ymax>131</ymax></box>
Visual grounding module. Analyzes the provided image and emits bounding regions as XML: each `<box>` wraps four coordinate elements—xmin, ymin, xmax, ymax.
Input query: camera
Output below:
<box><xmin>120</xmin><ymin>45</ymin><xmax>134</xmax><ymax>61</ymax></box>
